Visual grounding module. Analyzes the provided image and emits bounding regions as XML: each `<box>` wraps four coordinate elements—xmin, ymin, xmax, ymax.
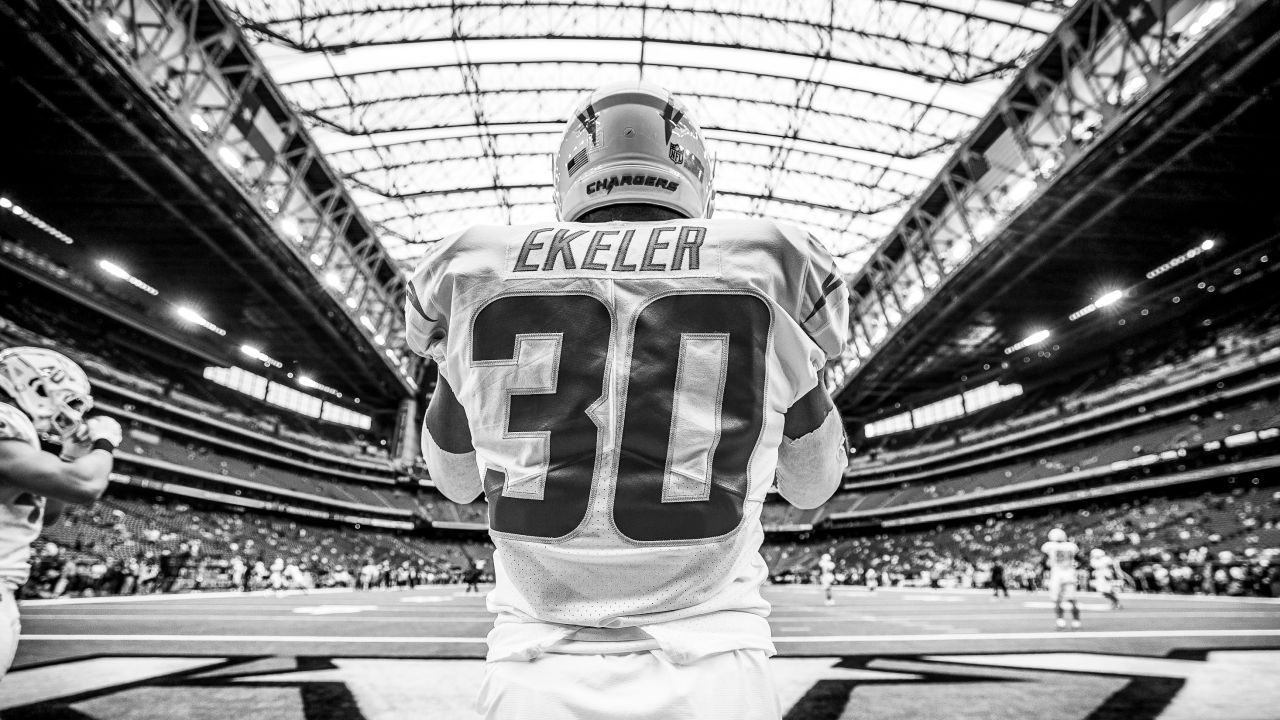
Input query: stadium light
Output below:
<box><xmin>298</xmin><ymin>374</ymin><xmax>342</xmax><ymax>398</ymax></box>
<box><xmin>189</xmin><ymin>112</ymin><xmax>211</xmax><ymax>134</ymax></box>
<box><xmin>1096</xmin><ymin>289</ymin><xmax>1123</xmax><ymax>307</ymax></box>
<box><xmin>217</xmin><ymin>146</ymin><xmax>243</xmax><ymax>171</ymax></box>
<box><xmin>1069</xmin><ymin>289</ymin><xmax>1123</xmax><ymax>321</ymax></box>
<box><xmin>101</xmin><ymin>15</ymin><xmax>130</xmax><ymax>42</ymax></box>
<box><xmin>279</xmin><ymin>216</ymin><xmax>302</xmax><ymax>241</ymax></box>
<box><xmin>2</xmin><ymin>197</ymin><xmax>74</xmax><ymax>244</ymax></box>
<box><xmin>1004</xmin><ymin>329</ymin><xmax>1049</xmax><ymax>355</ymax></box>
<box><xmin>98</xmin><ymin>259</ymin><xmax>159</xmax><ymax>296</ymax></box>
<box><xmin>1147</xmin><ymin>238</ymin><xmax>1216</xmax><ymax>279</ymax></box>
<box><xmin>240</xmin><ymin>344</ymin><xmax>282</xmax><ymax>368</ymax></box>
<box><xmin>324</xmin><ymin>272</ymin><xmax>344</xmax><ymax>290</ymax></box>
<box><xmin>176</xmin><ymin>306</ymin><xmax>226</xmax><ymax>336</ymax></box>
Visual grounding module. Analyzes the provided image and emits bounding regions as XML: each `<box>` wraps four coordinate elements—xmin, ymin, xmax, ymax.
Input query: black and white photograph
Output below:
<box><xmin>0</xmin><ymin>0</ymin><xmax>1278</xmax><ymax>718</ymax></box>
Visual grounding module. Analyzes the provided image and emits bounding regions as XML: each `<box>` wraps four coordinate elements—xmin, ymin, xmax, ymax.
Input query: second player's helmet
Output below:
<box><xmin>0</xmin><ymin>346</ymin><xmax>93</xmax><ymax>442</ymax></box>
<box><xmin>553</xmin><ymin>81</ymin><xmax>715</xmax><ymax>221</ymax></box>
<box><xmin>1048</xmin><ymin>528</ymin><xmax>1068</xmax><ymax>543</ymax></box>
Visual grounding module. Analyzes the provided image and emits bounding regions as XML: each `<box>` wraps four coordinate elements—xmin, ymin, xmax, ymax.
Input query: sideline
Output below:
<box><xmin>17</xmin><ymin>587</ymin><xmax>357</xmax><ymax>607</ymax></box>
<box><xmin>22</xmin><ymin>628</ymin><xmax>1280</xmax><ymax>644</ymax></box>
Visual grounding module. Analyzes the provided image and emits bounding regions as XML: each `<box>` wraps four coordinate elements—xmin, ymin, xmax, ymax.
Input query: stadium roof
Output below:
<box><xmin>226</xmin><ymin>0</ymin><xmax>1067</xmax><ymax>274</ymax></box>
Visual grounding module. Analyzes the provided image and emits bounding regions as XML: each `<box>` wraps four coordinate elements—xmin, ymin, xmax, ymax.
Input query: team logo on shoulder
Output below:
<box><xmin>668</xmin><ymin>143</ymin><xmax>684</xmax><ymax>165</ymax></box>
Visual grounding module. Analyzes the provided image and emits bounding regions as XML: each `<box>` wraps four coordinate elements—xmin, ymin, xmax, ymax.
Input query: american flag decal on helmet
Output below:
<box><xmin>567</xmin><ymin>148</ymin><xmax>589</xmax><ymax>176</ymax></box>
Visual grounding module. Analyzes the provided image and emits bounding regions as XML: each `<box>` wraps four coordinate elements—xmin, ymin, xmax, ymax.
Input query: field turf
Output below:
<box><xmin>5</xmin><ymin>585</ymin><xmax>1279</xmax><ymax>719</ymax></box>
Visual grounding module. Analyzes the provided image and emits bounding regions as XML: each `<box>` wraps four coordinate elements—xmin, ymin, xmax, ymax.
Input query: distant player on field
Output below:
<box><xmin>1042</xmin><ymin>528</ymin><xmax>1081</xmax><ymax>630</ymax></box>
<box><xmin>0</xmin><ymin>347</ymin><xmax>120</xmax><ymax>677</ymax></box>
<box><xmin>1090</xmin><ymin>548</ymin><xmax>1124</xmax><ymax>610</ymax></box>
<box><xmin>407</xmin><ymin>81</ymin><xmax>850</xmax><ymax>719</ymax></box>
<box><xmin>818</xmin><ymin>553</ymin><xmax>836</xmax><ymax>606</ymax></box>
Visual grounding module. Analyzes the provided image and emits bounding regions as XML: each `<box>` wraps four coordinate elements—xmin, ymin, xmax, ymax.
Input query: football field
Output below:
<box><xmin>5</xmin><ymin>585</ymin><xmax>1280</xmax><ymax>719</ymax></box>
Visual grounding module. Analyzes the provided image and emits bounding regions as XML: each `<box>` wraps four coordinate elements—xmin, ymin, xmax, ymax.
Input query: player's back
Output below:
<box><xmin>1042</xmin><ymin>540</ymin><xmax>1079</xmax><ymax>573</ymax></box>
<box><xmin>409</xmin><ymin>216</ymin><xmax>845</xmax><ymax>635</ymax></box>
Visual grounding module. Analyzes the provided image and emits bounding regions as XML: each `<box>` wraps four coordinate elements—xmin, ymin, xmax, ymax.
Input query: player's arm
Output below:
<box><xmin>404</xmin><ymin>233</ymin><xmax>482</xmax><ymax>502</ymax></box>
<box><xmin>0</xmin><ymin>418</ymin><xmax>118</xmax><ymax>505</ymax></box>
<box><xmin>775</xmin><ymin>382</ymin><xmax>846</xmax><ymax>509</ymax></box>
<box><xmin>772</xmin><ymin>227</ymin><xmax>851</xmax><ymax>509</ymax></box>
<box><xmin>420</xmin><ymin>375</ymin><xmax>483</xmax><ymax>504</ymax></box>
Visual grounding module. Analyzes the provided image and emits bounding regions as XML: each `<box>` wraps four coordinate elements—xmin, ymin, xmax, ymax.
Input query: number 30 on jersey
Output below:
<box><xmin>472</xmin><ymin>291</ymin><xmax>770</xmax><ymax>544</ymax></box>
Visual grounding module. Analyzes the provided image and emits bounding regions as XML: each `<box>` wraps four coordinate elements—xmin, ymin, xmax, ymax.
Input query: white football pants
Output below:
<box><xmin>478</xmin><ymin>648</ymin><xmax>781</xmax><ymax>720</ymax></box>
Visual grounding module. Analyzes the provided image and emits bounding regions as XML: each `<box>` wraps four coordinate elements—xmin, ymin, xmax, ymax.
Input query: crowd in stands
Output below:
<box><xmin>22</xmin><ymin>493</ymin><xmax>494</xmax><ymax>599</ymax></box>
<box><xmin>858</xmin><ymin>308</ymin><xmax>1280</xmax><ymax>466</ymax></box>
<box><xmin>830</xmin><ymin>391</ymin><xmax>1280</xmax><ymax>515</ymax></box>
<box><xmin>0</xmin><ymin>291</ymin><xmax>388</xmax><ymax>464</ymax></box>
<box><xmin>115</xmin><ymin>425</ymin><xmax>418</xmax><ymax>513</ymax></box>
<box><xmin>768</xmin><ymin>483</ymin><xmax>1280</xmax><ymax>597</ymax></box>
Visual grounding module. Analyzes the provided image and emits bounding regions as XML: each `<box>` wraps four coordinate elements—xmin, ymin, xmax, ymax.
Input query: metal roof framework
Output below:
<box><xmin>226</xmin><ymin>0</ymin><xmax>1066</xmax><ymax>273</ymax></box>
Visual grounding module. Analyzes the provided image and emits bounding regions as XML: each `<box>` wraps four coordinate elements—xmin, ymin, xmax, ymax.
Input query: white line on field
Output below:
<box><xmin>21</xmin><ymin>628</ymin><xmax>1280</xmax><ymax>645</ymax></box>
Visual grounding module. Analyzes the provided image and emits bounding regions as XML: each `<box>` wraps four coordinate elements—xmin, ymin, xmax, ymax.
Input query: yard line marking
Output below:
<box><xmin>20</xmin><ymin>614</ymin><xmax>497</xmax><ymax>623</ymax></box>
<box><xmin>16</xmin><ymin>588</ymin><xmax>357</xmax><ymax>607</ymax></box>
<box><xmin>768</xmin><ymin>611</ymin><xmax>1278</xmax><ymax>621</ymax></box>
<box><xmin>23</xmin><ymin>629</ymin><xmax>1280</xmax><ymax>645</ymax></box>
<box><xmin>772</xmin><ymin>629</ymin><xmax>1280</xmax><ymax>642</ymax></box>
<box><xmin>22</xmin><ymin>634</ymin><xmax>489</xmax><ymax>643</ymax></box>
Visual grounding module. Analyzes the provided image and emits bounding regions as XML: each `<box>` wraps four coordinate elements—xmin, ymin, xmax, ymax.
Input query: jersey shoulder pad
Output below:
<box><xmin>0</xmin><ymin>401</ymin><xmax>39</xmax><ymax>448</ymax></box>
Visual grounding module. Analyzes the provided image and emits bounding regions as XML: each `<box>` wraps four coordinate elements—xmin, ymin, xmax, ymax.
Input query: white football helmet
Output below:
<box><xmin>1047</xmin><ymin>528</ymin><xmax>1068</xmax><ymax>543</ymax></box>
<box><xmin>553</xmin><ymin>81</ymin><xmax>715</xmax><ymax>221</ymax></box>
<box><xmin>0</xmin><ymin>346</ymin><xmax>93</xmax><ymax>442</ymax></box>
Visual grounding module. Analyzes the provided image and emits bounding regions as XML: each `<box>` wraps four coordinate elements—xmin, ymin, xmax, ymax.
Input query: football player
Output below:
<box><xmin>0</xmin><ymin>347</ymin><xmax>120</xmax><ymax>676</ymax></box>
<box><xmin>407</xmin><ymin>82</ymin><xmax>849</xmax><ymax>719</ymax></box>
<box><xmin>1089</xmin><ymin>547</ymin><xmax>1124</xmax><ymax>610</ymax></box>
<box><xmin>1042</xmin><ymin>527</ymin><xmax>1081</xmax><ymax>630</ymax></box>
<box><xmin>818</xmin><ymin>552</ymin><xmax>836</xmax><ymax>606</ymax></box>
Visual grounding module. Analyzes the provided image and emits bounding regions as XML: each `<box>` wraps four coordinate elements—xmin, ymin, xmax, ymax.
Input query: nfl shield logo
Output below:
<box><xmin>668</xmin><ymin>143</ymin><xmax>684</xmax><ymax>165</ymax></box>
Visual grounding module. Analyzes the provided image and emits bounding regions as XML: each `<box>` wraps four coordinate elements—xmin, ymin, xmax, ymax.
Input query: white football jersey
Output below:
<box><xmin>1041</xmin><ymin>540</ymin><xmax>1079</xmax><ymax>573</ymax></box>
<box><xmin>407</xmin><ymin>218</ymin><xmax>848</xmax><ymax>659</ymax></box>
<box><xmin>0</xmin><ymin>402</ymin><xmax>45</xmax><ymax>590</ymax></box>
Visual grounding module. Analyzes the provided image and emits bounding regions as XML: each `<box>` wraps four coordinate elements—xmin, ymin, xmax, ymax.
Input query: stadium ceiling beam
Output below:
<box><xmin>345</xmin><ymin>151</ymin><xmax>922</xmax><ymax>187</ymax></box>
<box><xmin>238</xmin><ymin>0</ymin><xmax>1049</xmax><ymax>34</ymax></box>
<box><xmin>307</xmin><ymin>114</ymin><xmax>952</xmax><ymax>163</ymax></box>
<box><xmin>282</xmin><ymin>60</ymin><xmax>983</xmax><ymax>118</ymax></box>
<box><xmin>246</xmin><ymin>35</ymin><xmax>1013</xmax><ymax>87</ymax></box>
<box><xmin>324</xmin><ymin>127</ymin><xmax>938</xmax><ymax>180</ymax></box>
<box><xmin>235</xmin><ymin>1</ymin><xmax>1046</xmax><ymax>74</ymax></box>
<box><xmin>346</xmin><ymin>153</ymin><xmax>917</xmax><ymax>205</ymax></box>
<box><xmin>361</xmin><ymin>184</ymin><xmax>903</xmax><ymax>220</ymax></box>
<box><xmin>297</xmin><ymin>88</ymin><xmax>966</xmax><ymax>148</ymax></box>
